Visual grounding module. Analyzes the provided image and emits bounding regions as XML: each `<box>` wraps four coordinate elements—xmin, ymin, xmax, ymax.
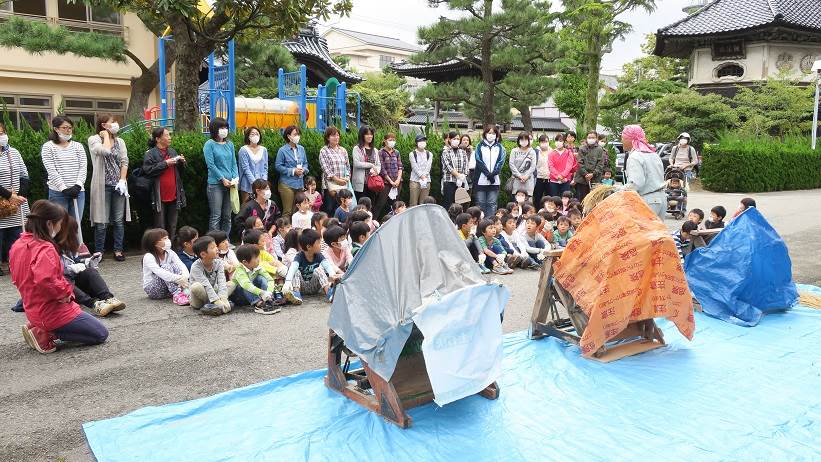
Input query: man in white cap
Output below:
<box><xmin>670</xmin><ymin>132</ymin><xmax>698</xmax><ymax>181</ymax></box>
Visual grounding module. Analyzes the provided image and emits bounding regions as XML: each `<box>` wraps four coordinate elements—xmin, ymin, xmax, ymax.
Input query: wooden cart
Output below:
<box><xmin>528</xmin><ymin>249</ymin><xmax>666</xmax><ymax>362</ymax></box>
<box><xmin>325</xmin><ymin>327</ymin><xmax>500</xmax><ymax>428</ymax></box>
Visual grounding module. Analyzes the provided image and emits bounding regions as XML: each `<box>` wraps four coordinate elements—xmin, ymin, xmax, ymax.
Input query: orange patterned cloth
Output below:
<box><xmin>553</xmin><ymin>191</ymin><xmax>694</xmax><ymax>357</ymax></box>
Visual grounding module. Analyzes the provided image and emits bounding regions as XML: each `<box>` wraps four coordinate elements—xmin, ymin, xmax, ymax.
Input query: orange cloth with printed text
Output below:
<box><xmin>553</xmin><ymin>191</ymin><xmax>694</xmax><ymax>357</ymax></box>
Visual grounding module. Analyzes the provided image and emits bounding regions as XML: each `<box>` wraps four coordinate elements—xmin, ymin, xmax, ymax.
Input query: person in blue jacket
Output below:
<box><xmin>275</xmin><ymin>125</ymin><xmax>309</xmax><ymax>219</ymax></box>
<box><xmin>474</xmin><ymin>124</ymin><xmax>506</xmax><ymax>219</ymax></box>
<box><xmin>204</xmin><ymin>117</ymin><xmax>239</xmax><ymax>234</ymax></box>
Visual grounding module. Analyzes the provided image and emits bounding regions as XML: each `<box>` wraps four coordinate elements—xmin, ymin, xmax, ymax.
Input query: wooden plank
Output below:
<box><xmin>591</xmin><ymin>339</ymin><xmax>665</xmax><ymax>363</ymax></box>
<box><xmin>529</xmin><ymin>255</ymin><xmax>558</xmax><ymax>338</ymax></box>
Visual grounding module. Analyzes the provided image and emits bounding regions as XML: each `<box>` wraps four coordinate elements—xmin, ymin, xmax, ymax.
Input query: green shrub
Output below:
<box><xmin>2</xmin><ymin>122</ymin><xmax>516</xmax><ymax>248</ymax></box>
<box><xmin>700</xmin><ymin>134</ymin><xmax>821</xmax><ymax>192</ymax></box>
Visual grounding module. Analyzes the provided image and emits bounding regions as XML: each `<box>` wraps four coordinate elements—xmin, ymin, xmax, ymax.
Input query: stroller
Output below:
<box><xmin>664</xmin><ymin>166</ymin><xmax>687</xmax><ymax>219</ymax></box>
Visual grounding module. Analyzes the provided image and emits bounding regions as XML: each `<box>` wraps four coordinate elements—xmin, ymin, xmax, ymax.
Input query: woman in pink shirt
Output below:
<box><xmin>547</xmin><ymin>134</ymin><xmax>577</xmax><ymax>197</ymax></box>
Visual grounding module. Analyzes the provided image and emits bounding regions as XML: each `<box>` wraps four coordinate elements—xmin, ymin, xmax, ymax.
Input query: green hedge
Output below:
<box><xmin>3</xmin><ymin>121</ymin><xmax>518</xmax><ymax>248</ymax></box>
<box><xmin>700</xmin><ymin>134</ymin><xmax>821</xmax><ymax>192</ymax></box>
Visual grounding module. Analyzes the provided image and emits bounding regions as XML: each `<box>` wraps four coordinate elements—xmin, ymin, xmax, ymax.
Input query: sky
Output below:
<box><xmin>317</xmin><ymin>0</ymin><xmax>696</xmax><ymax>76</ymax></box>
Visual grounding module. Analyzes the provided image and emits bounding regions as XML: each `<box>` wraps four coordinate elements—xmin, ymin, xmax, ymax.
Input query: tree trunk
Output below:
<box><xmin>519</xmin><ymin>105</ymin><xmax>533</xmax><ymax>133</ymax></box>
<box><xmin>479</xmin><ymin>0</ymin><xmax>495</xmax><ymax>127</ymax></box>
<box><xmin>126</xmin><ymin>71</ymin><xmax>157</xmax><ymax>122</ymax></box>
<box><xmin>169</xmin><ymin>18</ymin><xmax>211</xmax><ymax>132</ymax></box>
<box><xmin>583</xmin><ymin>37</ymin><xmax>603</xmax><ymax>134</ymax></box>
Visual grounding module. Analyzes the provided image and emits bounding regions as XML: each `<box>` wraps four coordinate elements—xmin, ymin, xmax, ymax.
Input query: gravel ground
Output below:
<box><xmin>1</xmin><ymin>189</ymin><xmax>819</xmax><ymax>462</ymax></box>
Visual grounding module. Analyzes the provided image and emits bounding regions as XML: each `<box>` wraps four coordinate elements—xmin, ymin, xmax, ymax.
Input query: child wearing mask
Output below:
<box><xmin>322</xmin><ymin>225</ymin><xmax>354</xmax><ymax>272</ymax></box>
<box><xmin>703</xmin><ymin>205</ymin><xmax>726</xmax><ymax>230</ymax></box>
<box><xmin>142</xmin><ymin>228</ymin><xmax>190</xmax><ymax>305</ymax></box>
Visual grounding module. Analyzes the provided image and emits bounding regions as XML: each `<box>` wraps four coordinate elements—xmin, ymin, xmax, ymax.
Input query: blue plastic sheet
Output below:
<box><xmin>84</xmin><ymin>285</ymin><xmax>821</xmax><ymax>462</ymax></box>
<box><xmin>685</xmin><ymin>208</ymin><xmax>798</xmax><ymax>326</ymax></box>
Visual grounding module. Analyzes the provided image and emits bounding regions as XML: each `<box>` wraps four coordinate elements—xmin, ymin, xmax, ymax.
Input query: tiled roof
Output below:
<box><xmin>329</xmin><ymin>28</ymin><xmax>420</xmax><ymax>52</ymax></box>
<box><xmin>283</xmin><ymin>27</ymin><xmax>363</xmax><ymax>85</ymax></box>
<box><xmin>391</xmin><ymin>59</ymin><xmax>507</xmax><ymax>82</ymax></box>
<box><xmin>658</xmin><ymin>0</ymin><xmax>821</xmax><ymax>37</ymax></box>
<box><xmin>511</xmin><ymin>117</ymin><xmax>569</xmax><ymax>132</ymax></box>
<box><xmin>404</xmin><ymin>110</ymin><xmax>472</xmax><ymax>125</ymax></box>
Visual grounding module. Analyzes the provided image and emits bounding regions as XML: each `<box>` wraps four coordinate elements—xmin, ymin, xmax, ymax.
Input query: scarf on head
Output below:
<box><xmin>622</xmin><ymin>125</ymin><xmax>656</xmax><ymax>153</ymax></box>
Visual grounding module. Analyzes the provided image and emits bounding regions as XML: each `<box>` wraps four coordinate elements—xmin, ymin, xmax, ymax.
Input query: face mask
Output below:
<box><xmin>485</xmin><ymin>133</ymin><xmax>497</xmax><ymax>143</ymax></box>
<box><xmin>218</xmin><ymin>128</ymin><xmax>229</xmax><ymax>140</ymax></box>
<box><xmin>262</xmin><ymin>189</ymin><xmax>271</xmax><ymax>200</ymax></box>
<box><xmin>450</xmin><ymin>139</ymin><xmax>460</xmax><ymax>148</ymax></box>
<box><xmin>108</xmin><ymin>123</ymin><xmax>120</xmax><ymax>135</ymax></box>
<box><xmin>679</xmin><ymin>139</ymin><xmax>688</xmax><ymax>146</ymax></box>
<box><xmin>291</xmin><ymin>135</ymin><xmax>301</xmax><ymax>144</ymax></box>
<box><xmin>519</xmin><ymin>140</ymin><xmax>529</xmax><ymax>148</ymax></box>
<box><xmin>0</xmin><ymin>135</ymin><xmax>8</xmax><ymax>147</ymax></box>
<box><xmin>387</xmin><ymin>140</ymin><xmax>396</xmax><ymax>148</ymax></box>
<box><xmin>587</xmin><ymin>138</ymin><xmax>597</xmax><ymax>146</ymax></box>
<box><xmin>58</xmin><ymin>133</ymin><xmax>72</xmax><ymax>142</ymax></box>
<box><xmin>555</xmin><ymin>142</ymin><xmax>564</xmax><ymax>149</ymax></box>
<box><xmin>539</xmin><ymin>142</ymin><xmax>549</xmax><ymax>150</ymax></box>
<box><xmin>218</xmin><ymin>249</ymin><xmax>228</xmax><ymax>257</ymax></box>
<box><xmin>249</xmin><ymin>135</ymin><xmax>260</xmax><ymax>144</ymax></box>
<box><xmin>417</xmin><ymin>141</ymin><xmax>427</xmax><ymax>150</ymax></box>
<box><xmin>162</xmin><ymin>238</ymin><xmax>172</xmax><ymax>251</ymax></box>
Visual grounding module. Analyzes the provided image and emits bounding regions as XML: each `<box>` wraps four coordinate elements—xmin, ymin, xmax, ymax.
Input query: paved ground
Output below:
<box><xmin>1</xmin><ymin>188</ymin><xmax>819</xmax><ymax>462</ymax></box>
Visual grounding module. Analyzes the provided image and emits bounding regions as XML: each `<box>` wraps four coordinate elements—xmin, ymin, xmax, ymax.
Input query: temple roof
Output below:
<box><xmin>283</xmin><ymin>25</ymin><xmax>363</xmax><ymax>87</ymax></box>
<box><xmin>655</xmin><ymin>0</ymin><xmax>821</xmax><ymax>57</ymax></box>
<box><xmin>390</xmin><ymin>59</ymin><xmax>507</xmax><ymax>82</ymax></box>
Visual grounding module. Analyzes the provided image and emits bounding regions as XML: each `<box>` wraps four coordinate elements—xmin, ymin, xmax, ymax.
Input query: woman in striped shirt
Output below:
<box><xmin>0</xmin><ymin>122</ymin><xmax>30</xmax><ymax>276</ymax></box>
<box><xmin>41</xmin><ymin>116</ymin><xmax>88</xmax><ymax>220</ymax></box>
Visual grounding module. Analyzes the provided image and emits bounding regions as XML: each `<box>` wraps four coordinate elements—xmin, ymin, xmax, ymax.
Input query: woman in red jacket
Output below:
<box><xmin>9</xmin><ymin>200</ymin><xmax>108</xmax><ymax>354</ymax></box>
<box><xmin>547</xmin><ymin>134</ymin><xmax>577</xmax><ymax>197</ymax></box>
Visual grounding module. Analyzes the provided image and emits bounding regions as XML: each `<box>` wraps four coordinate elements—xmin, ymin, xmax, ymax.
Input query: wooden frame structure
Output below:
<box><xmin>325</xmin><ymin>327</ymin><xmax>500</xmax><ymax>428</ymax></box>
<box><xmin>528</xmin><ymin>249</ymin><xmax>666</xmax><ymax>362</ymax></box>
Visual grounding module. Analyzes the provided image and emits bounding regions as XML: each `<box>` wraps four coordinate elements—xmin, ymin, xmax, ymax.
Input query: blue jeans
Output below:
<box><xmin>94</xmin><ymin>184</ymin><xmax>126</xmax><ymax>252</ymax></box>
<box><xmin>547</xmin><ymin>181</ymin><xmax>571</xmax><ymax>197</ymax></box>
<box><xmin>207</xmin><ymin>183</ymin><xmax>232</xmax><ymax>234</ymax></box>
<box><xmin>474</xmin><ymin>187</ymin><xmax>499</xmax><ymax>219</ymax></box>
<box><xmin>52</xmin><ymin>311</ymin><xmax>108</xmax><ymax>345</ymax></box>
<box><xmin>231</xmin><ymin>275</ymin><xmax>268</xmax><ymax>306</ymax></box>
<box><xmin>49</xmin><ymin>189</ymin><xmax>86</xmax><ymax>220</ymax></box>
<box><xmin>526</xmin><ymin>239</ymin><xmax>546</xmax><ymax>260</ymax></box>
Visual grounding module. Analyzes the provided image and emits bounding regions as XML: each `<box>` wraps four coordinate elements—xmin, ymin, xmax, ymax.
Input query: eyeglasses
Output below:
<box><xmin>57</xmin><ymin>125</ymin><xmax>73</xmax><ymax>131</ymax></box>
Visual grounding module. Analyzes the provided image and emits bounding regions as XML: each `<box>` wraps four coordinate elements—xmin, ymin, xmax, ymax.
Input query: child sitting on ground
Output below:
<box><xmin>672</xmin><ymin>221</ymin><xmax>698</xmax><ymax>264</ymax></box>
<box><xmin>355</xmin><ymin>197</ymin><xmax>380</xmax><ymax>232</ymax></box>
<box><xmin>423</xmin><ymin>196</ymin><xmax>438</xmax><ymax>205</ymax></box>
<box><xmin>448</xmin><ymin>204</ymin><xmax>464</xmax><ymax>223</ymax></box>
<box><xmin>561</xmin><ymin>191</ymin><xmax>574</xmax><ymax>215</ymax></box>
<box><xmin>688</xmin><ymin>208</ymin><xmax>704</xmax><ymax>226</ymax></box>
<box><xmin>175</xmin><ymin>226</ymin><xmax>199</xmax><ymax>271</ymax></box>
<box><xmin>141</xmin><ymin>228</ymin><xmax>190</xmax><ymax>306</ymax></box>
<box><xmin>322</xmin><ymin>225</ymin><xmax>354</xmax><ymax>272</ymax></box>
<box><xmin>538</xmin><ymin>211</ymin><xmax>556</xmax><ymax>242</ymax></box>
<box><xmin>349</xmin><ymin>221</ymin><xmax>370</xmax><ymax>257</ymax></box>
<box><xmin>553</xmin><ymin>216</ymin><xmax>574</xmax><ymax>248</ymax></box>
<box><xmin>207</xmin><ymin>230</ymin><xmax>238</xmax><ymax>280</ymax></box>
<box><xmin>703</xmin><ymin>205</ymin><xmax>726</xmax><ymax>230</ymax></box>
<box><xmin>231</xmin><ymin>244</ymin><xmax>282</xmax><ymax>314</ymax></box>
<box><xmin>189</xmin><ymin>236</ymin><xmax>235</xmax><ymax>316</ymax></box>
<box><xmin>305</xmin><ymin>175</ymin><xmax>322</xmax><ymax>212</ymax></box>
<box><xmin>732</xmin><ymin>197</ymin><xmax>756</xmax><ymax>219</ymax></box>
<box><xmin>282</xmin><ymin>228</ymin><xmax>301</xmax><ymax>267</ymax></box>
<box><xmin>242</xmin><ymin>229</ymin><xmax>288</xmax><ymax>281</ymax></box>
<box><xmin>477</xmin><ymin>219</ymin><xmax>514</xmax><ymax>275</ymax></box>
<box><xmin>600</xmin><ymin>169</ymin><xmax>615</xmax><ymax>186</ymax></box>
<box><xmin>283</xmin><ymin>229</ymin><xmax>343</xmax><ymax>304</ymax></box>
<box><xmin>567</xmin><ymin>208</ymin><xmax>583</xmax><ymax>231</ymax></box>
<box><xmin>520</xmin><ymin>215</ymin><xmax>550</xmax><ymax>263</ymax></box>
<box><xmin>272</xmin><ymin>217</ymin><xmax>290</xmax><ymax>261</ymax></box>
<box><xmin>334</xmin><ymin>189</ymin><xmax>354</xmax><ymax>223</ymax></box>
<box><xmin>455</xmin><ymin>212</ymin><xmax>485</xmax><ymax>271</ymax></box>
<box><xmin>291</xmin><ymin>192</ymin><xmax>314</xmax><ymax>229</ymax></box>
<box><xmin>497</xmin><ymin>215</ymin><xmax>532</xmax><ymax>269</ymax></box>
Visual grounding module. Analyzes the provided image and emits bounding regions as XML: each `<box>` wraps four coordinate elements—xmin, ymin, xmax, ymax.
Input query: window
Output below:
<box><xmin>0</xmin><ymin>93</ymin><xmax>52</xmax><ymax>130</ymax></box>
<box><xmin>63</xmin><ymin>97</ymin><xmax>126</xmax><ymax>127</ymax></box>
<box><xmin>712</xmin><ymin>40</ymin><xmax>745</xmax><ymax>60</ymax></box>
<box><xmin>716</xmin><ymin>63</ymin><xmax>744</xmax><ymax>79</ymax></box>
<box><xmin>379</xmin><ymin>55</ymin><xmax>395</xmax><ymax>68</ymax></box>
<box><xmin>0</xmin><ymin>1</ymin><xmax>47</xmax><ymax>17</ymax></box>
<box><xmin>57</xmin><ymin>0</ymin><xmax>122</xmax><ymax>34</ymax></box>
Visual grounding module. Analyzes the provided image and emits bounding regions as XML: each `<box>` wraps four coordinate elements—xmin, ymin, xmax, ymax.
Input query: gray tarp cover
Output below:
<box><xmin>328</xmin><ymin>204</ymin><xmax>487</xmax><ymax>381</ymax></box>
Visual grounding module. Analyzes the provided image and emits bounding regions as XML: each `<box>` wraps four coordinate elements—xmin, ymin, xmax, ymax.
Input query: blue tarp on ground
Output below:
<box><xmin>685</xmin><ymin>208</ymin><xmax>798</xmax><ymax>327</ymax></box>
<box><xmin>83</xmin><ymin>285</ymin><xmax>821</xmax><ymax>462</ymax></box>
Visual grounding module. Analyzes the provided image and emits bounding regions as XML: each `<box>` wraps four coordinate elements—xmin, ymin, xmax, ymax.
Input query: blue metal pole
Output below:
<box><xmin>338</xmin><ymin>82</ymin><xmax>346</xmax><ymax>131</ymax></box>
<box><xmin>277</xmin><ymin>68</ymin><xmax>284</xmax><ymax>99</ymax></box>
<box><xmin>228</xmin><ymin>39</ymin><xmax>236</xmax><ymax>131</ymax></box>
<box><xmin>159</xmin><ymin>37</ymin><xmax>167</xmax><ymax>121</ymax></box>
<box><xmin>317</xmin><ymin>84</ymin><xmax>325</xmax><ymax>131</ymax></box>
<box><xmin>299</xmin><ymin>64</ymin><xmax>307</xmax><ymax>126</ymax></box>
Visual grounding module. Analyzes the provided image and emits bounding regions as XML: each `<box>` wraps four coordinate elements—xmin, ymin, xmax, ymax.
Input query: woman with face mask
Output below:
<box><xmin>572</xmin><ymin>130</ymin><xmax>606</xmax><ymax>202</ymax></box>
<box><xmin>547</xmin><ymin>133</ymin><xmax>576</xmax><ymax>197</ymax></box>
<box><xmin>374</xmin><ymin>132</ymin><xmax>402</xmax><ymax>219</ymax></box>
<box><xmin>408</xmin><ymin>134</ymin><xmax>433</xmax><ymax>207</ymax></box>
<box><xmin>0</xmin><ymin>122</ymin><xmax>30</xmax><ymax>276</ymax></box>
<box><xmin>275</xmin><ymin>125</ymin><xmax>309</xmax><ymax>218</ymax></box>
<box><xmin>142</xmin><ymin>127</ymin><xmax>187</xmax><ymax>242</ymax></box>
<box><xmin>238</xmin><ymin>126</ymin><xmax>268</xmax><ymax>205</ymax></box>
<box><xmin>203</xmin><ymin>117</ymin><xmax>239</xmax><ymax>234</ymax></box>
<box><xmin>474</xmin><ymin>124</ymin><xmax>507</xmax><ymax>218</ymax></box>
<box><xmin>532</xmin><ymin>134</ymin><xmax>552</xmax><ymax>208</ymax></box>
<box><xmin>40</xmin><ymin>116</ymin><xmax>87</xmax><ymax>221</ymax></box>
<box><xmin>508</xmin><ymin>132</ymin><xmax>537</xmax><ymax>201</ymax></box>
<box><xmin>351</xmin><ymin>126</ymin><xmax>381</xmax><ymax>204</ymax></box>
<box><xmin>10</xmin><ymin>200</ymin><xmax>109</xmax><ymax>354</ymax></box>
<box><xmin>441</xmin><ymin>131</ymin><xmax>469</xmax><ymax>209</ymax></box>
<box><xmin>88</xmin><ymin>114</ymin><xmax>131</xmax><ymax>262</ymax></box>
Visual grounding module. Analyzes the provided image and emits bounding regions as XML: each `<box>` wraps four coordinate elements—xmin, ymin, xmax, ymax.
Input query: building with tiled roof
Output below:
<box><xmin>323</xmin><ymin>27</ymin><xmax>420</xmax><ymax>75</ymax></box>
<box><xmin>655</xmin><ymin>0</ymin><xmax>821</xmax><ymax>95</ymax></box>
<box><xmin>282</xmin><ymin>25</ymin><xmax>363</xmax><ymax>87</ymax></box>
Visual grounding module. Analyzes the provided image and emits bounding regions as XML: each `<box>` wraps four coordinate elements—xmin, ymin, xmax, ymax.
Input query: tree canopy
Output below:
<box><xmin>641</xmin><ymin>90</ymin><xmax>738</xmax><ymax>147</ymax></box>
<box><xmin>350</xmin><ymin>71</ymin><xmax>411</xmax><ymax>128</ymax></box>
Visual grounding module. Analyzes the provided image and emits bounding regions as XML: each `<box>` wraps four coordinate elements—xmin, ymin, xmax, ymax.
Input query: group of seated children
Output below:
<box><xmin>451</xmin><ymin>193</ymin><xmax>584</xmax><ymax>275</ymax></box>
<box><xmin>671</xmin><ymin>197</ymin><xmax>757</xmax><ymax>264</ymax></box>
<box><xmin>139</xmin><ymin>179</ymin><xmax>389</xmax><ymax>316</ymax></box>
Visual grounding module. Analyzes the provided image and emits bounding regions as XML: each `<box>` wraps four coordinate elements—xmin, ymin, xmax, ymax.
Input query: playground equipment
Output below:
<box><xmin>278</xmin><ymin>65</ymin><xmax>360</xmax><ymax>132</ymax></box>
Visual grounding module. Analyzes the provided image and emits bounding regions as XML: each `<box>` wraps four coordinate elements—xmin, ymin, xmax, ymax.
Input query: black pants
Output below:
<box><xmin>0</xmin><ymin>225</ymin><xmax>22</xmax><ymax>263</ymax></box>
<box><xmin>575</xmin><ymin>182</ymin><xmax>591</xmax><ymax>202</ymax></box>
<box><xmin>154</xmin><ymin>201</ymin><xmax>179</xmax><ymax>242</ymax></box>
<box><xmin>73</xmin><ymin>268</ymin><xmax>114</xmax><ymax>308</ymax></box>
<box><xmin>442</xmin><ymin>181</ymin><xmax>458</xmax><ymax>210</ymax></box>
<box><xmin>532</xmin><ymin>179</ymin><xmax>550</xmax><ymax>209</ymax></box>
<box><xmin>322</xmin><ymin>190</ymin><xmax>339</xmax><ymax>216</ymax></box>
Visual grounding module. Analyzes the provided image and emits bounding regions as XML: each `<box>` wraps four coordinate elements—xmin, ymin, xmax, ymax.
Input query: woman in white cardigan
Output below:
<box><xmin>351</xmin><ymin>126</ymin><xmax>381</xmax><ymax>203</ymax></box>
<box><xmin>88</xmin><ymin>115</ymin><xmax>131</xmax><ymax>261</ymax></box>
